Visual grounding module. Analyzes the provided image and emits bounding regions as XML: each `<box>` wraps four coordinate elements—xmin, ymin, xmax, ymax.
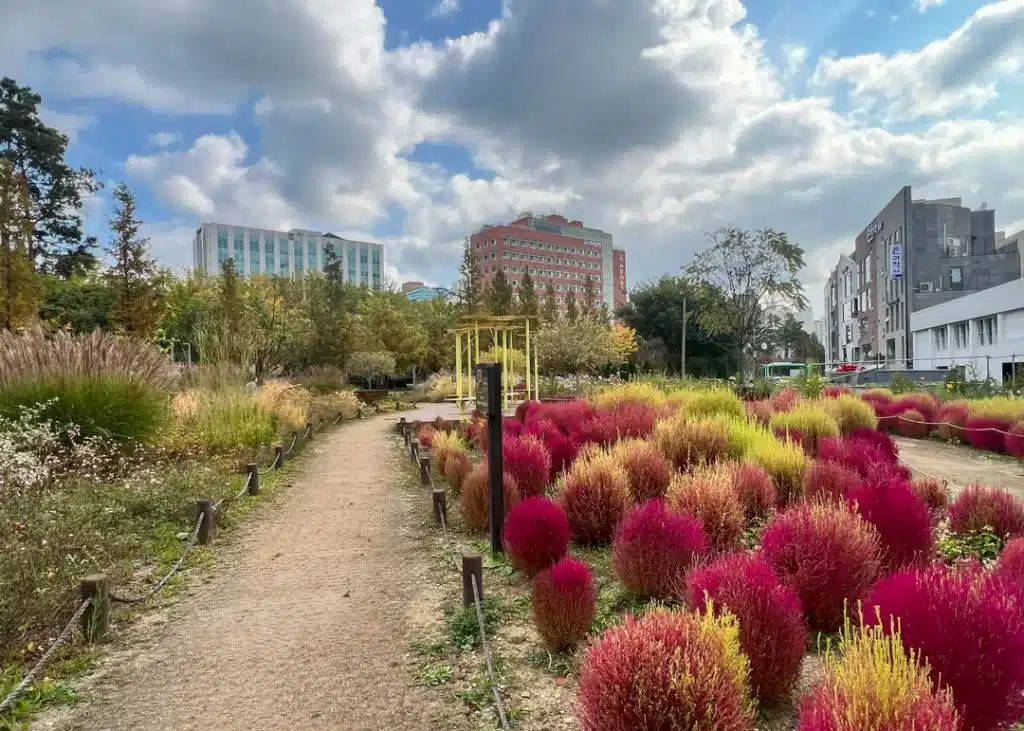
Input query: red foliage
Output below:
<box><xmin>760</xmin><ymin>502</ymin><xmax>881</xmax><ymax>633</ymax></box>
<box><xmin>746</xmin><ymin>399</ymin><xmax>775</xmax><ymax>425</ymax></box>
<box><xmin>994</xmin><ymin>537</ymin><xmax>1024</xmax><ymax>586</ymax></box>
<box><xmin>865</xmin><ymin>563</ymin><xmax>1024</xmax><ymax>731</ymax></box>
<box><xmin>576</xmin><ymin>412</ymin><xmax>619</xmax><ymax>447</ymax></box>
<box><xmin>964</xmin><ymin>415</ymin><xmax>1013</xmax><ymax>452</ymax></box>
<box><xmin>524</xmin><ymin>399</ymin><xmax>595</xmax><ymax>434</ymax></box>
<box><xmin>730</xmin><ymin>461</ymin><xmax>777</xmax><ymax>521</ymax></box>
<box><xmin>459</xmin><ymin>464</ymin><xmax>520</xmax><ymax>533</ymax></box>
<box><xmin>525</xmin><ymin>418</ymin><xmax>581</xmax><ymax>480</ymax></box>
<box><xmin>687</xmin><ymin>553</ymin><xmax>808</xmax><ymax>703</ymax></box>
<box><xmin>816</xmin><ymin>435</ymin><xmax>911</xmax><ymax>482</ymax></box>
<box><xmin>1006</xmin><ymin>422</ymin><xmax>1024</xmax><ymax>458</ymax></box>
<box><xmin>774</xmin><ymin>427</ymin><xmax>813</xmax><ymax>455</ymax></box>
<box><xmin>608</xmin><ymin>402</ymin><xmax>660</xmax><ymax>439</ymax></box>
<box><xmin>577</xmin><ymin>610</ymin><xmax>755</xmax><ymax>731</ymax></box>
<box><xmin>443</xmin><ymin>451</ymin><xmax>472</xmax><ymax>492</ymax></box>
<box><xmin>503</xmin><ymin>418</ymin><xmax>524</xmax><ymax>439</ymax></box>
<box><xmin>612</xmin><ymin>500</ymin><xmax>708</xmax><ymax>599</ymax></box>
<box><xmin>874</xmin><ymin>401</ymin><xmax>899</xmax><ymax>433</ymax></box>
<box><xmin>514</xmin><ymin>399</ymin><xmax>541</xmax><ymax>423</ymax></box>
<box><xmin>501</xmin><ymin>434</ymin><xmax>551</xmax><ymax>498</ymax></box>
<box><xmin>614</xmin><ymin>441</ymin><xmax>672</xmax><ymax>503</ymax></box>
<box><xmin>532</xmin><ymin>558</ymin><xmax>597</xmax><ymax>650</ymax></box>
<box><xmin>847</xmin><ymin>479</ymin><xmax>934</xmax><ymax>570</ymax></box>
<box><xmin>822</xmin><ymin>385</ymin><xmax>854</xmax><ymax>399</ymax></box>
<box><xmin>861</xmin><ymin>390</ymin><xmax>894</xmax><ymax>408</ymax></box>
<box><xmin>560</xmin><ymin>456</ymin><xmax>629</xmax><ymax>545</ymax></box>
<box><xmin>503</xmin><ymin>497</ymin><xmax>570</xmax><ymax>577</ymax></box>
<box><xmin>937</xmin><ymin>402</ymin><xmax>970</xmax><ymax>441</ymax></box>
<box><xmin>802</xmin><ymin>459</ymin><xmax>862</xmax><ymax>502</ymax></box>
<box><xmin>895</xmin><ymin>393</ymin><xmax>940</xmax><ymax>425</ymax></box>
<box><xmin>896</xmin><ymin>409</ymin><xmax>931</xmax><ymax>437</ymax></box>
<box><xmin>911</xmin><ymin>478</ymin><xmax>950</xmax><ymax>514</ymax></box>
<box><xmin>667</xmin><ymin>469</ymin><xmax>745</xmax><ymax>553</ymax></box>
<box><xmin>772</xmin><ymin>388</ymin><xmax>802</xmax><ymax>413</ymax></box>
<box><xmin>416</xmin><ymin>424</ymin><xmax>437</xmax><ymax>447</ymax></box>
<box><xmin>798</xmin><ymin>676</ymin><xmax>960</xmax><ymax>731</ymax></box>
<box><xmin>848</xmin><ymin>427</ymin><xmax>899</xmax><ymax>462</ymax></box>
<box><xmin>948</xmin><ymin>484</ymin><xmax>1024</xmax><ymax>539</ymax></box>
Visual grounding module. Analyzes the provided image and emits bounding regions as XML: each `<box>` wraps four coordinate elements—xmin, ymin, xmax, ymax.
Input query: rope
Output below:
<box><xmin>283</xmin><ymin>433</ymin><xmax>298</xmax><ymax>456</ymax></box>
<box><xmin>892</xmin><ymin>412</ymin><xmax>1019</xmax><ymax>438</ymax></box>
<box><xmin>213</xmin><ymin>472</ymin><xmax>253</xmax><ymax>511</ymax></box>
<box><xmin>0</xmin><ymin>599</ymin><xmax>92</xmax><ymax>716</ymax></box>
<box><xmin>895</xmin><ymin>453</ymin><xmax>965</xmax><ymax>492</ymax></box>
<box><xmin>470</xmin><ymin>573</ymin><xmax>511</xmax><ymax>731</ymax></box>
<box><xmin>109</xmin><ymin>512</ymin><xmax>206</xmax><ymax>605</ymax></box>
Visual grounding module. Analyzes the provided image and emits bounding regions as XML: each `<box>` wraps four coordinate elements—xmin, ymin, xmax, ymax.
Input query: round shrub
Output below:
<box><xmin>948</xmin><ymin>484</ymin><xmax>1024</xmax><ymax>539</ymax></box>
<box><xmin>612</xmin><ymin>500</ymin><xmax>708</xmax><ymax>599</ymax></box>
<box><xmin>608</xmin><ymin>401</ymin><xmax>659</xmax><ymax>439</ymax></box>
<box><xmin>824</xmin><ymin>394</ymin><xmax>878</xmax><ymax>435</ymax></box>
<box><xmin>865</xmin><ymin>563</ymin><xmax>1024</xmax><ymax>731</ymax></box>
<box><xmin>822</xmin><ymin>385</ymin><xmax>854</xmax><ymax>399</ymax></box>
<box><xmin>769</xmin><ymin>406</ymin><xmax>841</xmax><ymax>452</ymax></box>
<box><xmin>964</xmin><ymin>415</ymin><xmax>1012</xmax><ymax>452</ymax></box>
<box><xmin>526</xmin><ymin>418</ymin><xmax>580</xmax><ymax>480</ymax></box>
<box><xmin>895</xmin><ymin>409</ymin><xmax>931</xmax><ymax>437</ymax></box>
<box><xmin>654</xmin><ymin>414</ymin><xmax>730</xmax><ymax>471</ymax></box>
<box><xmin>577</xmin><ymin>609</ymin><xmax>755</xmax><ymax>731</ymax></box>
<box><xmin>610</xmin><ymin>438</ymin><xmax>672</xmax><ymax>503</ymax></box>
<box><xmin>994</xmin><ymin>536</ymin><xmax>1024</xmax><ymax>586</ymax></box>
<box><xmin>503</xmin><ymin>497</ymin><xmax>570</xmax><ymax>577</ymax></box>
<box><xmin>501</xmin><ymin>434</ymin><xmax>551</xmax><ymax>498</ymax></box>
<box><xmin>532</xmin><ymin>557</ymin><xmax>597</xmax><ymax>651</ymax></box>
<box><xmin>761</xmin><ymin>502</ymin><xmax>881</xmax><ymax>633</ymax></box>
<box><xmin>443</xmin><ymin>450</ymin><xmax>472</xmax><ymax>493</ymax></box>
<box><xmin>459</xmin><ymin>463</ymin><xmax>520</xmax><ymax>533</ymax></box>
<box><xmin>894</xmin><ymin>393</ymin><xmax>940</xmax><ymax>425</ymax></box>
<box><xmin>911</xmin><ymin>478</ymin><xmax>949</xmax><ymax>513</ymax></box>
<box><xmin>529</xmin><ymin>399</ymin><xmax>594</xmax><ymax>434</ymax></box>
<box><xmin>874</xmin><ymin>401</ymin><xmax>899</xmax><ymax>433</ymax></box>
<box><xmin>861</xmin><ymin>388</ymin><xmax>894</xmax><ymax>407</ymax></box>
<box><xmin>747</xmin><ymin>436</ymin><xmax>808</xmax><ymax>506</ymax></box>
<box><xmin>683</xmin><ymin>389</ymin><xmax>745</xmax><ymax>420</ymax></box>
<box><xmin>936</xmin><ymin>401</ymin><xmax>970</xmax><ymax>441</ymax></box>
<box><xmin>416</xmin><ymin>424</ymin><xmax>437</xmax><ymax>447</ymax></box>
<box><xmin>745</xmin><ymin>399</ymin><xmax>775</xmax><ymax>425</ymax></box>
<box><xmin>802</xmin><ymin>459</ymin><xmax>862</xmax><ymax>502</ymax></box>
<box><xmin>576</xmin><ymin>412</ymin><xmax>619</xmax><ymax>447</ymax></box>
<box><xmin>560</xmin><ymin>450</ymin><xmax>630</xmax><ymax>544</ymax></box>
<box><xmin>1006</xmin><ymin>422</ymin><xmax>1024</xmax><ymax>458</ymax></box>
<box><xmin>798</xmin><ymin>620</ymin><xmax>959</xmax><ymax>731</ymax></box>
<box><xmin>848</xmin><ymin>427</ymin><xmax>899</xmax><ymax>462</ymax></box>
<box><xmin>817</xmin><ymin>435</ymin><xmax>910</xmax><ymax>482</ymax></box>
<box><xmin>847</xmin><ymin>479</ymin><xmax>934</xmax><ymax>570</ymax></box>
<box><xmin>730</xmin><ymin>461</ymin><xmax>777</xmax><ymax>521</ymax></box>
<box><xmin>667</xmin><ymin>465</ymin><xmax>745</xmax><ymax>552</ymax></box>
<box><xmin>687</xmin><ymin>553</ymin><xmax>808</xmax><ymax>703</ymax></box>
<box><xmin>430</xmin><ymin>430</ymin><xmax>462</xmax><ymax>475</ymax></box>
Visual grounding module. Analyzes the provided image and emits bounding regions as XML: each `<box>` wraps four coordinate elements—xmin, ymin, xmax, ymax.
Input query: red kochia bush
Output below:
<box><xmin>823</xmin><ymin>385</ymin><xmax>853</xmax><ymax>399</ymax></box>
<box><xmin>802</xmin><ymin>459</ymin><xmax>861</xmax><ymax>502</ymax></box>
<box><xmin>948</xmin><ymin>484</ymin><xmax>1024</xmax><ymax>539</ymax></box>
<box><xmin>816</xmin><ymin>436</ymin><xmax>911</xmax><ymax>482</ymax></box>
<box><xmin>688</xmin><ymin>553</ymin><xmax>808</xmax><ymax>703</ymax></box>
<box><xmin>1005</xmin><ymin>422</ymin><xmax>1024</xmax><ymax>458</ymax></box>
<box><xmin>895</xmin><ymin>393</ymin><xmax>940</xmax><ymax>425</ymax></box>
<box><xmin>444</xmin><ymin>450</ymin><xmax>472</xmax><ymax>493</ymax></box>
<box><xmin>612</xmin><ymin>439</ymin><xmax>672</xmax><ymax>503</ymax></box>
<box><xmin>609</xmin><ymin>402</ymin><xmax>660</xmax><ymax>439</ymax></box>
<box><xmin>526</xmin><ymin>418</ymin><xmax>580</xmax><ymax>480</ymax></box>
<box><xmin>866</xmin><ymin>563</ymin><xmax>1024</xmax><ymax>731</ymax></box>
<box><xmin>937</xmin><ymin>401</ymin><xmax>970</xmax><ymax>441</ymax></box>
<box><xmin>577</xmin><ymin>610</ymin><xmax>755</xmax><ymax>731</ymax></box>
<box><xmin>525</xmin><ymin>399</ymin><xmax>594</xmax><ymax>434</ymax></box>
<box><xmin>612</xmin><ymin>500</ymin><xmax>708</xmax><ymax>599</ymax></box>
<box><xmin>730</xmin><ymin>461</ymin><xmax>777</xmax><ymax>520</ymax></box>
<box><xmin>531</xmin><ymin>558</ymin><xmax>596</xmax><ymax>650</ymax></box>
<box><xmin>994</xmin><ymin>537</ymin><xmax>1024</xmax><ymax>586</ymax></box>
<box><xmin>459</xmin><ymin>464</ymin><xmax>520</xmax><ymax>533</ymax></box>
<box><xmin>911</xmin><ymin>478</ymin><xmax>950</xmax><ymax>513</ymax></box>
<box><xmin>501</xmin><ymin>434</ymin><xmax>551</xmax><ymax>498</ymax></box>
<box><xmin>847</xmin><ymin>479</ymin><xmax>934</xmax><ymax>570</ymax></box>
<box><xmin>849</xmin><ymin>427</ymin><xmax>899</xmax><ymax>462</ymax></box>
<box><xmin>416</xmin><ymin>424</ymin><xmax>437</xmax><ymax>447</ymax></box>
<box><xmin>560</xmin><ymin>452</ymin><xmax>630</xmax><ymax>545</ymax></box>
<box><xmin>761</xmin><ymin>502</ymin><xmax>881</xmax><ymax>633</ymax></box>
<box><xmin>896</xmin><ymin>409</ymin><xmax>931</xmax><ymax>437</ymax></box>
<box><xmin>503</xmin><ymin>497</ymin><xmax>570</xmax><ymax>577</ymax></box>
<box><xmin>576</xmin><ymin>412</ymin><xmax>618</xmax><ymax>447</ymax></box>
<box><xmin>964</xmin><ymin>415</ymin><xmax>1013</xmax><ymax>452</ymax></box>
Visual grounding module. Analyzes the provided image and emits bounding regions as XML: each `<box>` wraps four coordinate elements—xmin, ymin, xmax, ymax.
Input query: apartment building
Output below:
<box><xmin>193</xmin><ymin>223</ymin><xmax>384</xmax><ymax>289</ymax></box>
<box><xmin>468</xmin><ymin>213</ymin><xmax>626</xmax><ymax>313</ymax></box>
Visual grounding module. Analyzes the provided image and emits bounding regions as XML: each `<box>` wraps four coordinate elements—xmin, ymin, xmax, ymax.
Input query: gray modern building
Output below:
<box><xmin>823</xmin><ymin>186</ymin><xmax>1020</xmax><ymax>366</ymax></box>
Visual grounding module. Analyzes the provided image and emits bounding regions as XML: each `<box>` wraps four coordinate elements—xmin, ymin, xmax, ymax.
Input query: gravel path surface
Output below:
<box><xmin>895</xmin><ymin>435</ymin><xmax>1024</xmax><ymax>498</ymax></box>
<box><xmin>37</xmin><ymin>417</ymin><xmax>448</xmax><ymax>731</ymax></box>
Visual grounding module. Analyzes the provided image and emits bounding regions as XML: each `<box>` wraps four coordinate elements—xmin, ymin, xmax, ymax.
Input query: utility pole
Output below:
<box><xmin>681</xmin><ymin>297</ymin><xmax>687</xmax><ymax>378</ymax></box>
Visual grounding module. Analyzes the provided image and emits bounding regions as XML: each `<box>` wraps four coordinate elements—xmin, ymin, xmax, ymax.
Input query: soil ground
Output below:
<box><xmin>893</xmin><ymin>436</ymin><xmax>1024</xmax><ymax>498</ymax></box>
<box><xmin>34</xmin><ymin>416</ymin><xmax>459</xmax><ymax>731</ymax></box>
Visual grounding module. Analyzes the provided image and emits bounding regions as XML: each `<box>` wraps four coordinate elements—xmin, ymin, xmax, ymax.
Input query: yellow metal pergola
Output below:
<box><xmin>451</xmin><ymin>314</ymin><xmax>540</xmax><ymax>410</ymax></box>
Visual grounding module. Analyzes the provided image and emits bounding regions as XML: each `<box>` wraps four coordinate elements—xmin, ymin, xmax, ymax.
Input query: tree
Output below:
<box><xmin>0</xmin><ymin>77</ymin><xmax>99</xmax><ymax>269</ymax></box>
<box><xmin>458</xmin><ymin>239</ymin><xmax>483</xmax><ymax>314</ymax></box>
<box><xmin>518</xmin><ymin>272</ymin><xmax>539</xmax><ymax>318</ymax></box>
<box><xmin>609</xmin><ymin>324</ymin><xmax>638</xmax><ymax>363</ymax></box>
<box><xmin>0</xmin><ymin>160</ymin><xmax>41</xmax><ymax>329</ymax></box>
<box><xmin>53</xmin><ymin>240</ymin><xmax>100</xmax><ymax>279</ymax></box>
<box><xmin>485</xmin><ymin>269</ymin><xmax>514</xmax><ymax>315</ymax></box>
<box><xmin>635</xmin><ymin>335</ymin><xmax>668</xmax><ymax>372</ymax></box>
<box><xmin>581</xmin><ymin>277</ymin><xmax>597</xmax><ymax>317</ymax></box>
<box><xmin>685</xmin><ymin>227</ymin><xmax>806</xmax><ymax>379</ymax></box>
<box><xmin>39</xmin><ymin>276</ymin><xmax>113</xmax><ymax>333</ymax></box>
<box><xmin>347</xmin><ymin>350</ymin><xmax>396</xmax><ymax>389</ymax></box>
<box><xmin>565</xmin><ymin>291</ymin><xmax>579</xmax><ymax>323</ymax></box>
<box><xmin>354</xmin><ymin>292</ymin><xmax>428</xmax><ymax>374</ymax></box>
<box><xmin>414</xmin><ymin>297</ymin><xmax>458</xmax><ymax>374</ymax></box>
<box><xmin>542</xmin><ymin>281</ymin><xmax>559</xmax><ymax>324</ymax></box>
<box><xmin>105</xmin><ymin>183</ymin><xmax>163</xmax><ymax>336</ymax></box>
<box><xmin>534</xmin><ymin>318</ymin><xmax>616</xmax><ymax>393</ymax></box>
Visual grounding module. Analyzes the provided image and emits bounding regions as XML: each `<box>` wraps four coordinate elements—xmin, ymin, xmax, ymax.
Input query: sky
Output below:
<box><xmin>3</xmin><ymin>0</ymin><xmax>1023</xmax><ymax>318</ymax></box>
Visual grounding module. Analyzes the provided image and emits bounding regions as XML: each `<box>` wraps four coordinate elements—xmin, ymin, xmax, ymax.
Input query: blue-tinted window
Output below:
<box><xmin>233</xmin><ymin>230</ymin><xmax>244</xmax><ymax>266</ymax></box>
<box><xmin>294</xmin><ymin>236</ymin><xmax>304</xmax><ymax>272</ymax></box>
<box><xmin>348</xmin><ymin>247</ymin><xmax>356</xmax><ymax>282</ymax></box>
<box><xmin>250</xmin><ymin>234</ymin><xmax>260</xmax><ymax>274</ymax></box>
<box><xmin>308</xmin><ymin>239</ymin><xmax>317</xmax><ymax>271</ymax></box>
<box><xmin>371</xmin><ymin>248</ymin><xmax>381</xmax><ymax>288</ymax></box>
<box><xmin>265</xmin><ymin>235</ymin><xmax>275</xmax><ymax>274</ymax></box>
<box><xmin>280</xmin><ymin>239</ymin><xmax>289</xmax><ymax>274</ymax></box>
<box><xmin>217</xmin><ymin>230</ymin><xmax>228</xmax><ymax>266</ymax></box>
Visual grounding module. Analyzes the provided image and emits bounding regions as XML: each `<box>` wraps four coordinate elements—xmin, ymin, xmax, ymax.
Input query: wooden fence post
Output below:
<box><xmin>196</xmin><ymin>499</ymin><xmax>215</xmax><ymax>545</ymax></box>
<box><xmin>80</xmin><ymin>574</ymin><xmax>109</xmax><ymax>643</ymax></box>
<box><xmin>274</xmin><ymin>444</ymin><xmax>284</xmax><ymax>469</ymax></box>
<box><xmin>246</xmin><ymin>463</ymin><xmax>259</xmax><ymax>496</ymax></box>
<box><xmin>410</xmin><ymin>439</ymin><xmax>419</xmax><ymax>464</ymax></box>
<box><xmin>305</xmin><ymin>421</ymin><xmax>314</xmax><ymax>438</ymax></box>
<box><xmin>462</xmin><ymin>554</ymin><xmax>483</xmax><ymax>607</ymax></box>
<box><xmin>419</xmin><ymin>447</ymin><xmax>432</xmax><ymax>486</ymax></box>
<box><xmin>432</xmin><ymin>489</ymin><xmax>447</xmax><ymax>524</ymax></box>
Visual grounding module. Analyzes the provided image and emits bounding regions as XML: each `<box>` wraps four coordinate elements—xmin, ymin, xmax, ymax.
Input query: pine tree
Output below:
<box><xmin>518</xmin><ymin>272</ymin><xmax>539</xmax><ymax>318</ymax></box>
<box><xmin>542</xmin><ymin>281</ymin><xmax>559</xmax><ymax>324</ymax></box>
<box><xmin>105</xmin><ymin>182</ymin><xmax>162</xmax><ymax>336</ymax></box>
<box><xmin>581</xmin><ymin>277</ymin><xmax>597</xmax><ymax>318</ymax></box>
<box><xmin>565</xmin><ymin>290</ymin><xmax>579</xmax><ymax>323</ymax></box>
<box><xmin>0</xmin><ymin>160</ymin><xmax>41</xmax><ymax>329</ymax></box>
<box><xmin>485</xmin><ymin>269</ymin><xmax>514</xmax><ymax>315</ymax></box>
<box><xmin>458</xmin><ymin>239</ymin><xmax>482</xmax><ymax>314</ymax></box>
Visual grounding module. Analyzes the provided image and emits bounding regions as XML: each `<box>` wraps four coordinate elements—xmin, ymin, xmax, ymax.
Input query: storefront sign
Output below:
<box><xmin>890</xmin><ymin>243</ymin><xmax>903</xmax><ymax>280</ymax></box>
<box><xmin>866</xmin><ymin>219</ymin><xmax>884</xmax><ymax>241</ymax></box>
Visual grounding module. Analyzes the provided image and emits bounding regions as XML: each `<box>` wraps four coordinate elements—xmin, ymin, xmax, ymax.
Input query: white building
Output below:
<box><xmin>193</xmin><ymin>223</ymin><xmax>384</xmax><ymax>288</ymax></box>
<box><xmin>910</xmin><ymin>278</ymin><xmax>1024</xmax><ymax>382</ymax></box>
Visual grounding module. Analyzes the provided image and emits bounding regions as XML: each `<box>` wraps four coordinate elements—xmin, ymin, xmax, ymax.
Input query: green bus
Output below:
<box><xmin>761</xmin><ymin>361</ymin><xmax>812</xmax><ymax>380</ymax></box>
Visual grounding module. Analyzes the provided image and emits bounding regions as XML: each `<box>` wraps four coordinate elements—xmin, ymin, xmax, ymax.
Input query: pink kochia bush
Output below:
<box><xmin>608</xmin><ymin>402</ymin><xmax>660</xmax><ymax>439</ymax></box>
<box><xmin>501</xmin><ymin>434</ymin><xmax>551</xmax><ymax>498</ymax></box>
<box><xmin>577</xmin><ymin>609</ymin><xmax>755</xmax><ymax>731</ymax></box>
<box><xmin>525</xmin><ymin>418</ymin><xmax>579</xmax><ymax>481</ymax></box>
<box><xmin>761</xmin><ymin>502</ymin><xmax>881</xmax><ymax>633</ymax></box>
<box><xmin>611</xmin><ymin>439</ymin><xmax>672</xmax><ymax>503</ymax></box>
<box><xmin>895</xmin><ymin>409</ymin><xmax>931</xmax><ymax>437</ymax></box>
<box><xmin>560</xmin><ymin>451</ymin><xmax>630</xmax><ymax>544</ymax></box>
<box><xmin>576</xmin><ymin>412</ymin><xmax>619</xmax><ymax>447</ymax></box>
<box><xmin>531</xmin><ymin>558</ymin><xmax>597</xmax><ymax>651</ymax></box>
<box><xmin>459</xmin><ymin>464</ymin><xmax>520</xmax><ymax>533</ymax></box>
<box><xmin>612</xmin><ymin>500</ymin><xmax>708</xmax><ymax>599</ymax></box>
<box><xmin>816</xmin><ymin>434</ymin><xmax>910</xmax><ymax>483</ymax></box>
<box><xmin>847</xmin><ymin>479</ymin><xmax>934</xmax><ymax>570</ymax></box>
<box><xmin>964</xmin><ymin>415</ymin><xmax>1013</xmax><ymax>452</ymax></box>
<box><xmin>937</xmin><ymin>401</ymin><xmax>970</xmax><ymax>441</ymax></box>
<box><xmin>802</xmin><ymin>459</ymin><xmax>861</xmax><ymax>503</ymax></box>
<box><xmin>730</xmin><ymin>461</ymin><xmax>777</xmax><ymax>521</ymax></box>
<box><xmin>1006</xmin><ymin>422</ymin><xmax>1024</xmax><ymax>458</ymax></box>
<box><xmin>994</xmin><ymin>537</ymin><xmax>1024</xmax><ymax>586</ymax></box>
<box><xmin>866</xmin><ymin>563</ymin><xmax>1024</xmax><ymax>731</ymax></box>
<box><xmin>502</xmin><ymin>497</ymin><xmax>570</xmax><ymax>577</ymax></box>
<box><xmin>948</xmin><ymin>484</ymin><xmax>1024</xmax><ymax>539</ymax></box>
<box><xmin>687</xmin><ymin>553</ymin><xmax>808</xmax><ymax>703</ymax></box>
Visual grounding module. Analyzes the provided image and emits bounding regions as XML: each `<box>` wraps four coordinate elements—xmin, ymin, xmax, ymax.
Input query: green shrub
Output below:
<box><xmin>769</xmin><ymin>405</ymin><xmax>840</xmax><ymax>447</ymax></box>
<box><xmin>682</xmin><ymin>389</ymin><xmax>744</xmax><ymax>420</ymax></box>
<box><xmin>179</xmin><ymin>390</ymin><xmax>279</xmax><ymax>451</ymax></box>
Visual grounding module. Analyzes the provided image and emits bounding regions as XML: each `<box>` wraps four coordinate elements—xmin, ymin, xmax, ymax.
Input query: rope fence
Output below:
<box><xmin>398</xmin><ymin>417</ymin><xmax>512</xmax><ymax>731</ymax></box>
<box><xmin>891</xmin><ymin>412</ymin><xmax>1020</xmax><ymax>439</ymax></box>
<box><xmin>0</xmin><ymin>410</ymin><xmax>346</xmax><ymax>718</ymax></box>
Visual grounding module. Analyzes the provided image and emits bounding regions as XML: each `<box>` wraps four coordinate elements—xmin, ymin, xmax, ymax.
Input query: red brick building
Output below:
<box><xmin>468</xmin><ymin>213</ymin><xmax>627</xmax><ymax>315</ymax></box>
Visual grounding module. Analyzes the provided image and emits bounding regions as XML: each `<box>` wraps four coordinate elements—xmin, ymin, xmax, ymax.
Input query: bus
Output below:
<box><xmin>761</xmin><ymin>362</ymin><xmax>812</xmax><ymax>380</ymax></box>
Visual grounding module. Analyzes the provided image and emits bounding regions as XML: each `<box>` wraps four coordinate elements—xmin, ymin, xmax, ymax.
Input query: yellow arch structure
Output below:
<box><xmin>451</xmin><ymin>314</ymin><xmax>540</xmax><ymax>410</ymax></box>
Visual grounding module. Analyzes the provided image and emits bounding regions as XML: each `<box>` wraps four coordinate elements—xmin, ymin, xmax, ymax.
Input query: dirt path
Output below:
<box><xmin>894</xmin><ymin>436</ymin><xmax>1024</xmax><ymax>498</ymax></box>
<box><xmin>37</xmin><ymin>417</ymin><xmax>449</xmax><ymax>731</ymax></box>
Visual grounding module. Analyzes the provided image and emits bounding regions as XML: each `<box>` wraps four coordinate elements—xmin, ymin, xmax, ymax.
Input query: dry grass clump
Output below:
<box><xmin>667</xmin><ymin>464</ymin><xmax>745</xmax><ymax>552</ymax></box>
<box><xmin>655</xmin><ymin>414</ymin><xmax>730</xmax><ymax>471</ymax></box>
<box><xmin>253</xmin><ymin>380</ymin><xmax>312</xmax><ymax>430</ymax></box>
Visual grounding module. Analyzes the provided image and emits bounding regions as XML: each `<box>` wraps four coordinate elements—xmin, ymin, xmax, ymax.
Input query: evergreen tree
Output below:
<box><xmin>598</xmin><ymin>302</ymin><xmax>611</xmax><ymax>324</ymax></box>
<box><xmin>542</xmin><ymin>281</ymin><xmax>559</xmax><ymax>324</ymax></box>
<box><xmin>219</xmin><ymin>257</ymin><xmax>243</xmax><ymax>331</ymax></box>
<box><xmin>565</xmin><ymin>290</ymin><xmax>579</xmax><ymax>323</ymax></box>
<box><xmin>518</xmin><ymin>272</ymin><xmax>539</xmax><ymax>318</ymax></box>
<box><xmin>485</xmin><ymin>269</ymin><xmax>514</xmax><ymax>315</ymax></box>
<box><xmin>458</xmin><ymin>239</ymin><xmax>482</xmax><ymax>313</ymax></box>
<box><xmin>105</xmin><ymin>182</ymin><xmax>162</xmax><ymax>336</ymax></box>
<box><xmin>0</xmin><ymin>160</ymin><xmax>41</xmax><ymax>329</ymax></box>
<box><xmin>581</xmin><ymin>277</ymin><xmax>597</xmax><ymax>317</ymax></box>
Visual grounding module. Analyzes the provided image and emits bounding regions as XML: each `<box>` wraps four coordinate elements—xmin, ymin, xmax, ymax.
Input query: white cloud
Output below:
<box><xmin>782</xmin><ymin>44</ymin><xmax>808</xmax><ymax>77</ymax></box>
<box><xmin>37</xmin><ymin>107</ymin><xmax>94</xmax><ymax>143</ymax></box>
<box><xmin>148</xmin><ymin>131</ymin><xmax>181</xmax><ymax>148</ymax></box>
<box><xmin>915</xmin><ymin>0</ymin><xmax>945</xmax><ymax>12</ymax></box>
<box><xmin>431</xmin><ymin>0</ymin><xmax>460</xmax><ymax>18</ymax></box>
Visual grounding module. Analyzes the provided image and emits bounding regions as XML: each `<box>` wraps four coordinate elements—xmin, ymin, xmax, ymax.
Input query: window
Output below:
<box><xmin>977</xmin><ymin>316</ymin><xmax>997</xmax><ymax>346</ymax></box>
<box><xmin>217</xmin><ymin>229</ymin><xmax>229</xmax><ymax>266</ymax></box>
<box><xmin>953</xmin><ymin>321</ymin><xmax>969</xmax><ymax>349</ymax></box>
<box><xmin>950</xmin><ymin>266</ymin><xmax>963</xmax><ymax>290</ymax></box>
<box><xmin>250</xmin><ymin>234</ymin><xmax>260</xmax><ymax>274</ymax></box>
<box><xmin>233</xmin><ymin>230</ymin><xmax>244</xmax><ymax>265</ymax></box>
<box><xmin>293</xmin><ymin>237</ymin><xmax>304</xmax><ymax>273</ymax></box>
<box><xmin>280</xmin><ymin>239</ymin><xmax>290</xmax><ymax>274</ymax></box>
<box><xmin>934</xmin><ymin>327</ymin><xmax>947</xmax><ymax>351</ymax></box>
<box><xmin>371</xmin><ymin>248</ymin><xmax>381</xmax><ymax>287</ymax></box>
<box><xmin>865</xmin><ymin>255</ymin><xmax>872</xmax><ymax>283</ymax></box>
<box><xmin>265</xmin><ymin>236</ymin><xmax>275</xmax><ymax>273</ymax></box>
<box><xmin>347</xmin><ymin>247</ymin><xmax>356</xmax><ymax>282</ymax></box>
<box><xmin>308</xmin><ymin>239</ymin><xmax>317</xmax><ymax>271</ymax></box>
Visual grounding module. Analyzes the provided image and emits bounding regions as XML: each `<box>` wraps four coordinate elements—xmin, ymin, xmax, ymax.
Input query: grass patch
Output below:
<box><xmin>443</xmin><ymin>595</ymin><xmax>504</xmax><ymax>652</ymax></box>
<box><xmin>420</xmin><ymin>661</ymin><xmax>455</xmax><ymax>687</ymax></box>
